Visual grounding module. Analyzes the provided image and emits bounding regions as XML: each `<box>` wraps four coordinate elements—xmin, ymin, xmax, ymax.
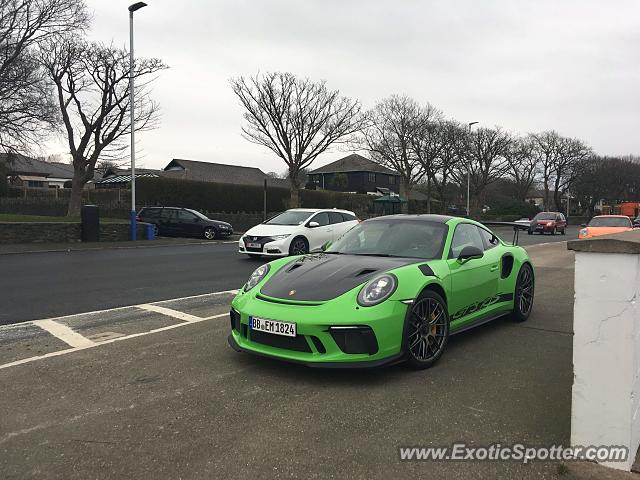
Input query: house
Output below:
<box><xmin>162</xmin><ymin>159</ymin><xmax>289</xmax><ymax>188</ymax></box>
<box><xmin>92</xmin><ymin>167</ymin><xmax>162</xmax><ymax>189</ymax></box>
<box><xmin>0</xmin><ymin>153</ymin><xmax>75</xmax><ymax>188</ymax></box>
<box><xmin>308</xmin><ymin>154</ymin><xmax>400</xmax><ymax>195</ymax></box>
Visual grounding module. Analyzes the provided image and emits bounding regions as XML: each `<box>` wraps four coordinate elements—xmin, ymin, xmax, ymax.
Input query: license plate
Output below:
<box><xmin>249</xmin><ymin>316</ymin><xmax>296</xmax><ymax>337</ymax></box>
<box><xmin>247</xmin><ymin>242</ymin><xmax>261</xmax><ymax>249</ymax></box>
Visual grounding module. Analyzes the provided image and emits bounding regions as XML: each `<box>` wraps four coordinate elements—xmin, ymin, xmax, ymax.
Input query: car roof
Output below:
<box><xmin>286</xmin><ymin>208</ymin><xmax>356</xmax><ymax>214</ymax></box>
<box><xmin>366</xmin><ymin>214</ymin><xmax>455</xmax><ymax>224</ymax></box>
<box><xmin>592</xmin><ymin>215</ymin><xmax>629</xmax><ymax>218</ymax></box>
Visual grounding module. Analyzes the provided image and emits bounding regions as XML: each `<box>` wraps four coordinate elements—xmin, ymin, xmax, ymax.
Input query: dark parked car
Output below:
<box><xmin>528</xmin><ymin>212</ymin><xmax>567</xmax><ymax>235</ymax></box>
<box><xmin>137</xmin><ymin>207</ymin><xmax>233</xmax><ymax>240</ymax></box>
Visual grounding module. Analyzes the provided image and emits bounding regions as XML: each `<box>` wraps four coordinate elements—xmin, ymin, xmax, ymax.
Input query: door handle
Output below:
<box><xmin>490</xmin><ymin>264</ymin><xmax>499</xmax><ymax>272</ymax></box>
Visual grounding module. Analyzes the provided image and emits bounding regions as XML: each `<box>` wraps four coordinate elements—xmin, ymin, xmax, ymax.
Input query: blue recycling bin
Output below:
<box><xmin>145</xmin><ymin>223</ymin><xmax>156</xmax><ymax>240</ymax></box>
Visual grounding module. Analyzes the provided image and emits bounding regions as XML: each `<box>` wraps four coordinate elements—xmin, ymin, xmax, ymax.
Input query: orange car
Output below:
<box><xmin>579</xmin><ymin>215</ymin><xmax>635</xmax><ymax>239</ymax></box>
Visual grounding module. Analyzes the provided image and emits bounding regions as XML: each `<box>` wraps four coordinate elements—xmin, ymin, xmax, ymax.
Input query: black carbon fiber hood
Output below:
<box><xmin>259</xmin><ymin>253</ymin><xmax>419</xmax><ymax>302</ymax></box>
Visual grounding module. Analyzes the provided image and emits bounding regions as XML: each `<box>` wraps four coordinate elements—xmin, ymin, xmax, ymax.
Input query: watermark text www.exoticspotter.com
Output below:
<box><xmin>398</xmin><ymin>443</ymin><xmax>628</xmax><ymax>464</ymax></box>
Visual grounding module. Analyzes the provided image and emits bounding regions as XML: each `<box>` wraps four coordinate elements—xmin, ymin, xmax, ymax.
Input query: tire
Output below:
<box><xmin>511</xmin><ymin>263</ymin><xmax>534</xmax><ymax>322</ymax></box>
<box><xmin>561</xmin><ymin>228</ymin><xmax>566</xmax><ymax>235</ymax></box>
<box><xmin>288</xmin><ymin>236</ymin><xmax>309</xmax><ymax>256</ymax></box>
<box><xmin>527</xmin><ymin>229</ymin><xmax>532</xmax><ymax>235</ymax></box>
<box><xmin>152</xmin><ymin>224</ymin><xmax>159</xmax><ymax>237</ymax></box>
<box><xmin>404</xmin><ymin>290</ymin><xmax>450</xmax><ymax>370</ymax></box>
<box><xmin>550</xmin><ymin>227</ymin><xmax>556</xmax><ymax>235</ymax></box>
<box><xmin>204</xmin><ymin>227</ymin><xmax>218</xmax><ymax>240</ymax></box>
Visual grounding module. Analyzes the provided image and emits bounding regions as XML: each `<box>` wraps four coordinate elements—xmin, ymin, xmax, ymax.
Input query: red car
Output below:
<box><xmin>528</xmin><ymin>212</ymin><xmax>567</xmax><ymax>235</ymax></box>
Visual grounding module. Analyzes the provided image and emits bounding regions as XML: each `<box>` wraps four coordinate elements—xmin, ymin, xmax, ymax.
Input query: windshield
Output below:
<box><xmin>264</xmin><ymin>210</ymin><xmax>312</xmax><ymax>226</ymax></box>
<box><xmin>327</xmin><ymin>219</ymin><xmax>448</xmax><ymax>259</ymax></box>
<box><xmin>534</xmin><ymin>213</ymin><xmax>557</xmax><ymax>221</ymax></box>
<box><xmin>588</xmin><ymin>217</ymin><xmax>631</xmax><ymax>228</ymax></box>
<box><xmin>185</xmin><ymin>208</ymin><xmax>209</xmax><ymax>220</ymax></box>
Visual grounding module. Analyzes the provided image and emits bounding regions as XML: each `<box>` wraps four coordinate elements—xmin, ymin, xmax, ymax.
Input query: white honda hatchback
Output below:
<box><xmin>239</xmin><ymin>208</ymin><xmax>359</xmax><ymax>258</ymax></box>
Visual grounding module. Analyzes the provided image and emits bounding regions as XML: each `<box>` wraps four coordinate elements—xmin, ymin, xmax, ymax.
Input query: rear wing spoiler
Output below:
<box><xmin>480</xmin><ymin>221</ymin><xmax>530</xmax><ymax>246</ymax></box>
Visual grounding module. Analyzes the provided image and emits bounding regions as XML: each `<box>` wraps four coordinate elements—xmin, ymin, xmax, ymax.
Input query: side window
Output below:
<box><xmin>328</xmin><ymin>212</ymin><xmax>344</xmax><ymax>224</ymax></box>
<box><xmin>450</xmin><ymin>223</ymin><xmax>485</xmax><ymax>258</ymax></box>
<box><xmin>341</xmin><ymin>212</ymin><xmax>357</xmax><ymax>222</ymax></box>
<box><xmin>478</xmin><ymin>228</ymin><xmax>499</xmax><ymax>250</ymax></box>
<box><xmin>177</xmin><ymin>210</ymin><xmax>197</xmax><ymax>221</ymax></box>
<box><xmin>161</xmin><ymin>209</ymin><xmax>175</xmax><ymax>220</ymax></box>
<box><xmin>310</xmin><ymin>212</ymin><xmax>329</xmax><ymax>226</ymax></box>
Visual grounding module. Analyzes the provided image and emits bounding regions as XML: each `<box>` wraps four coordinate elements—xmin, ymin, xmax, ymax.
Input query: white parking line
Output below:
<box><xmin>32</xmin><ymin>320</ymin><xmax>95</xmax><ymax>348</ymax></box>
<box><xmin>137</xmin><ymin>304</ymin><xmax>202</xmax><ymax>322</ymax></box>
<box><xmin>0</xmin><ymin>312</ymin><xmax>229</xmax><ymax>371</ymax></box>
<box><xmin>0</xmin><ymin>289</ymin><xmax>240</xmax><ymax>371</ymax></box>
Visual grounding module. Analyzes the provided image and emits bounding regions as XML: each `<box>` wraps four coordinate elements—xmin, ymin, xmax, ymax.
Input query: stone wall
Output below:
<box><xmin>0</xmin><ymin>222</ymin><xmax>81</xmax><ymax>244</ymax></box>
<box><xmin>0</xmin><ymin>222</ymin><xmax>150</xmax><ymax>244</ymax></box>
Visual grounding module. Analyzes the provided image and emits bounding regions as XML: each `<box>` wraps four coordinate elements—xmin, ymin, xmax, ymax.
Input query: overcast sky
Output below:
<box><xmin>48</xmin><ymin>0</ymin><xmax>640</xmax><ymax>172</ymax></box>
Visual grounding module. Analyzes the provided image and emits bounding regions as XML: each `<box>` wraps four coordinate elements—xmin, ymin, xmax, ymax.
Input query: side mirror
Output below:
<box><xmin>321</xmin><ymin>240</ymin><xmax>332</xmax><ymax>252</ymax></box>
<box><xmin>580</xmin><ymin>223</ymin><xmax>587</xmax><ymax>228</ymax></box>
<box><xmin>307</xmin><ymin>221</ymin><xmax>320</xmax><ymax>228</ymax></box>
<box><xmin>457</xmin><ymin>245</ymin><xmax>484</xmax><ymax>262</ymax></box>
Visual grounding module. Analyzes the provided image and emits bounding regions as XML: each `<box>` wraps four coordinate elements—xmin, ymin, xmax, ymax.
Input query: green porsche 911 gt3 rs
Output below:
<box><xmin>227</xmin><ymin>214</ymin><xmax>534</xmax><ymax>369</ymax></box>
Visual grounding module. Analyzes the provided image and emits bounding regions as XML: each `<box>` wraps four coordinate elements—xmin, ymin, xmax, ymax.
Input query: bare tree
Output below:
<box><xmin>0</xmin><ymin>0</ymin><xmax>88</xmax><ymax>152</ymax></box>
<box><xmin>453</xmin><ymin>127</ymin><xmax>512</xmax><ymax>213</ymax></box>
<box><xmin>410</xmin><ymin>104</ymin><xmax>443</xmax><ymax>212</ymax></box>
<box><xmin>95</xmin><ymin>159</ymin><xmax>119</xmax><ymax>176</ymax></box>
<box><xmin>40</xmin><ymin>39</ymin><xmax>167</xmax><ymax>215</ymax></box>
<box><xmin>361</xmin><ymin>95</ymin><xmax>426</xmax><ymax>207</ymax></box>
<box><xmin>505</xmin><ymin>135</ymin><xmax>539</xmax><ymax>201</ymax></box>
<box><xmin>530</xmin><ymin>130</ymin><xmax>562</xmax><ymax>210</ymax></box>
<box><xmin>430</xmin><ymin>121</ymin><xmax>465</xmax><ymax>213</ymax></box>
<box><xmin>551</xmin><ymin>136</ymin><xmax>591</xmax><ymax>212</ymax></box>
<box><xmin>230</xmin><ymin>72</ymin><xmax>363</xmax><ymax>207</ymax></box>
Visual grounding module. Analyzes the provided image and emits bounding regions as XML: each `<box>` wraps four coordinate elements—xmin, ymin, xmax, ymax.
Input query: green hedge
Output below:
<box><xmin>137</xmin><ymin>177</ymin><xmax>288</xmax><ymax>212</ymax></box>
<box><xmin>0</xmin><ymin>164</ymin><xmax>7</xmax><ymax>197</ymax></box>
<box><xmin>136</xmin><ymin>177</ymin><xmax>373</xmax><ymax>216</ymax></box>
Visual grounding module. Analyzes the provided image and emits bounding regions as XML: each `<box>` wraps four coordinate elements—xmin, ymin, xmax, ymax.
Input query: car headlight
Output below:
<box><xmin>244</xmin><ymin>264</ymin><xmax>270</xmax><ymax>292</ymax></box>
<box><xmin>270</xmin><ymin>234</ymin><xmax>290</xmax><ymax>241</ymax></box>
<box><xmin>579</xmin><ymin>228</ymin><xmax>588</xmax><ymax>237</ymax></box>
<box><xmin>357</xmin><ymin>274</ymin><xmax>397</xmax><ymax>307</ymax></box>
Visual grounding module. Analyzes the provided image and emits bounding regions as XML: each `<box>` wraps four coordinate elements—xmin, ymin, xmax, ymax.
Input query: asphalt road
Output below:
<box><xmin>0</xmin><ymin>242</ymin><xmax>577</xmax><ymax>479</ymax></box>
<box><xmin>0</xmin><ymin>227</ymin><xmax>578</xmax><ymax>325</ymax></box>
<box><xmin>0</xmin><ymin>243</ymin><xmax>260</xmax><ymax>325</ymax></box>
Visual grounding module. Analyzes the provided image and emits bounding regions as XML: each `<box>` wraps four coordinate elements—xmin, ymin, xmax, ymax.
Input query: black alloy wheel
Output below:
<box><xmin>405</xmin><ymin>290</ymin><xmax>449</xmax><ymax>369</ymax></box>
<box><xmin>511</xmin><ymin>264</ymin><xmax>534</xmax><ymax>322</ymax></box>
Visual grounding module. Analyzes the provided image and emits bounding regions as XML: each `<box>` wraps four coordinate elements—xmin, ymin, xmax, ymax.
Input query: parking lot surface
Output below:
<box><xmin>0</xmin><ymin>238</ymin><xmax>576</xmax><ymax>479</ymax></box>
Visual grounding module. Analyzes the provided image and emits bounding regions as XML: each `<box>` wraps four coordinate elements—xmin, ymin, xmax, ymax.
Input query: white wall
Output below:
<box><xmin>571</xmin><ymin>251</ymin><xmax>640</xmax><ymax>470</ymax></box>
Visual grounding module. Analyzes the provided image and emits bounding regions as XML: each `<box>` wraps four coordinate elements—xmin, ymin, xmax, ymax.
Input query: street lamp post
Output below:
<box><xmin>466</xmin><ymin>121</ymin><xmax>479</xmax><ymax>217</ymax></box>
<box><xmin>128</xmin><ymin>2</ymin><xmax>147</xmax><ymax>241</ymax></box>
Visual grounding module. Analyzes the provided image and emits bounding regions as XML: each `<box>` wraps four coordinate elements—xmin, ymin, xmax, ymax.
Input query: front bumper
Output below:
<box><xmin>228</xmin><ymin>287</ymin><xmax>409</xmax><ymax>367</ymax></box>
<box><xmin>227</xmin><ymin>334</ymin><xmax>404</xmax><ymax>368</ymax></box>
<box><xmin>238</xmin><ymin>237</ymin><xmax>290</xmax><ymax>256</ymax></box>
<box><xmin>532</xmin><ymin>223</ymin><xmax>555</xmax><ymax>232</ymax></box>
